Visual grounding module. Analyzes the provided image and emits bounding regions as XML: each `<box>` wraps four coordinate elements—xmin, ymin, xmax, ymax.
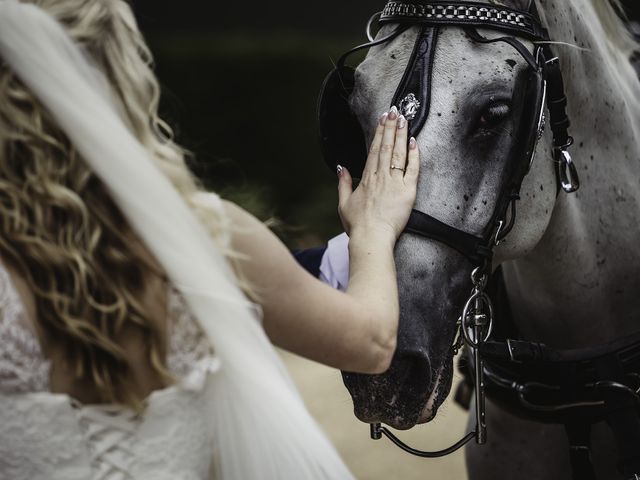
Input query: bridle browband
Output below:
<box><xmin>318</xmin><ymin>0</ymin><xmax>581</xmax><ymax>462</ymax></box>
<box><xmin>380</xmin><ymin>1</ymin><xmax>547</xmax><ymax>39</ymax></box>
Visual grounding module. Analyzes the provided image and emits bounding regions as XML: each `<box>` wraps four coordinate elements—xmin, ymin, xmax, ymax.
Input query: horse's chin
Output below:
<box><xmin>351</xmin><ymin>358</ymin><xmax>454</xmax><ymax>430</ymax></box>
<box><xmin>416</xmin><ymin>362</ymin><xmax>451</xmax><ymax>424</ymax></box>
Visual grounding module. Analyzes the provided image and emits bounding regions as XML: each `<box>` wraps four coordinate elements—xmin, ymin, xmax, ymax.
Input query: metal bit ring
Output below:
<box><xmin>461</xmin><ymin>291</ymin><xmax>494</xmax><ymax>347</ymax></box>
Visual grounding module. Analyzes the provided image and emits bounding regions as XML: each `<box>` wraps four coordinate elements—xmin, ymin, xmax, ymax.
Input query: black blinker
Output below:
<box><xmin>318</xmin><ymin>65</ymin><xmax>367</xmax><ymax>177</ymax></box>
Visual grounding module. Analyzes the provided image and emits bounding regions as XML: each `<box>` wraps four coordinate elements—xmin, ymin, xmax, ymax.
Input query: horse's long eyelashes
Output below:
<box><xmin>476</xmin><ymin>102</ymin><xmax>511</xmax><ymax>130</ymax></box>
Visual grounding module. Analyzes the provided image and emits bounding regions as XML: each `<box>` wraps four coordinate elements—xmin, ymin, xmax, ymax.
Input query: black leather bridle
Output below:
<box><xmin>318</xmin><ymin>0</ymin><xmax>578</xmax><ymax>459</ymax></box>
<box><xmin>319</xmin><ymin>1</ymin><xmax>578</xmax><ymax>269</ymax></box>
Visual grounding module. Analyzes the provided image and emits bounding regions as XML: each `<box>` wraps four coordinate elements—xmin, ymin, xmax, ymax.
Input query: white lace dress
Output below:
<box><xmin>0</xmin><ymin>265</ymin><xmax>221</xmax><ymax>480</ymax></box>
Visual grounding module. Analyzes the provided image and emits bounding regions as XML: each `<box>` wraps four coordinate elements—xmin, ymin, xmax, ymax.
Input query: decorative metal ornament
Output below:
<box><xmin>399</xmin><ymin>93</ymin><xmax>421</xmax><ymax>120</ymax></box>
<box><xmin>381</xmin><ymin>3</ymin><xmax>529</xmax><ymax>30</ymax></box>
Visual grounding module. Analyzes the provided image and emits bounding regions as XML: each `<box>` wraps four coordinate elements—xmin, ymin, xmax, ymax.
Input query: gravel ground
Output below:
<box><xmin>282</xmin><ymin>350</ymin><xmax>470</xmax><ymax>480</ymax></box>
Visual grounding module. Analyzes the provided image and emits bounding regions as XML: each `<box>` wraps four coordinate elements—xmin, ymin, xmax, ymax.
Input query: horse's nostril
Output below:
<box><xmin>341</xmin><ymin>350</ymin><xmax>437</xmax><ymax>426</ymax></box>
<box><xmin>396</xmin><ymin>352</ymin><xmax>432</xmax><ymax>399</ymax></box>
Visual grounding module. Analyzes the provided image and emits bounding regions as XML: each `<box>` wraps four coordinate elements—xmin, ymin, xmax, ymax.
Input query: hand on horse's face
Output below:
<box><xmin>337</xmin><ymin>106</ymin><xmax>420</xmax><ymax>242</ymax></box>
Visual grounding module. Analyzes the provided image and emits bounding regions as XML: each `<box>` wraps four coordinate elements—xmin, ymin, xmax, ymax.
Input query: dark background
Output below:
<box><xmin>131</xmin><ymin>0</ymin><xmax>376</xmax><ymax>247</ymax></box>
<box><xmin>131</xmin><ymin>0</ymin><xmax>639</xmax><ymax>247</ymax></box>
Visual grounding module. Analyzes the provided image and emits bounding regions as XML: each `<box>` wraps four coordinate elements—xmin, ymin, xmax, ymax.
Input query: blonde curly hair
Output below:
<box><xmin>0</xmin><ymin>0</ymin><xmax>228</xmax><ymax>407</ymax></box>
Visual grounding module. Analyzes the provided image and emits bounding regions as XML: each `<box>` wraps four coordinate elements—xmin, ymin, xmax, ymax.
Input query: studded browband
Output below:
<box><xmin>380</xmin><ymin>1</ymin><xmax>549</xmax><ymax>41</ymax></box>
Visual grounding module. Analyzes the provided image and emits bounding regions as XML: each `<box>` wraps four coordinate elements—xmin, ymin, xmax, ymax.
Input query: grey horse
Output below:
<box><xmin>341</xmin><ymin>0</ymin><xmax>640</xmax><ymax>478</ymax></box>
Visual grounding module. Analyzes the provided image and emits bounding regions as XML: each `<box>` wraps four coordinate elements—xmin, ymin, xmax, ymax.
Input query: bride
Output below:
<box><xmin>0</xmin><ymin>0</ymin><xmax>420</xmax><ymax>479</ymax></box>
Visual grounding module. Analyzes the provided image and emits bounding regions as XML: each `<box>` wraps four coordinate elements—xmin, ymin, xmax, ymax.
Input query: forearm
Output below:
<box><xmin>223</xmin><ymin>106</ymin><xmax>418</xmax><ymax>374</ymax></box>
<box><xmin>346</xmin><ymin>228</ymin><xmax>399</xmax><ymax>362</ymax></box>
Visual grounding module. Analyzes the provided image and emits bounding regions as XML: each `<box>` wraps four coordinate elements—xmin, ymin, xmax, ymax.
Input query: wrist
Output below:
<box><xmin>348</xmin><ymin>224</ymin><xmax>396</xmax><ymax>252</ymax></box>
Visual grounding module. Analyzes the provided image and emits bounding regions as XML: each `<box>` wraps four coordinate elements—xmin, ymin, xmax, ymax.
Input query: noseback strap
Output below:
<box><xmin>380</xmin><ymin>1</ymin><xmax>549</xmax><ymax>41</ymax></box>
<box><xmin>391</xmin><ymin>26</ymin><xmax>439</xmax><ymax>139</ymax></box>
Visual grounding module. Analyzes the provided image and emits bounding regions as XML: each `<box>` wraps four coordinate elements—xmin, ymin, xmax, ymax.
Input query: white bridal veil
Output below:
<box><xmin>0</xmin><ymin>1</ymin><xmax>354</xmax><ymax>478</ymax></box>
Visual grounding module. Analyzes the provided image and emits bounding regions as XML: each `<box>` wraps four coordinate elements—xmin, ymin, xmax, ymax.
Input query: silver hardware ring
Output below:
<box><xmin>462</xmin><ymin>291</ymin><xmax>494</xmax><ymax>347</ymax></box>
<box><xmin>558</xmin><ymin>149</ymin><xmax>579</xmax><ymax>193</ymax></box>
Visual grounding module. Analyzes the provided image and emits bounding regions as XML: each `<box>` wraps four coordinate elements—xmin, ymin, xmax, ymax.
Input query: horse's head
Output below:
<box><xmin>335</xmin><ymin>1</ymin><xmax>570</xmax><ymax>429</ymax></box>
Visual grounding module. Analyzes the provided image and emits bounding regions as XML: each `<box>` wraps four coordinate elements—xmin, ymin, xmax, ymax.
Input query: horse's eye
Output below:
<box><xmin>476</xmin><ymin>102</ymin><xmax>511</xmax><ymax>131</ymax></box>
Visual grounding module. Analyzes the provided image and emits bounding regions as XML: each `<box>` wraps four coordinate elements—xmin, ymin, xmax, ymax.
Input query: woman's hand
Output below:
<box><xmin>337</xmin><ymin>106</ymin><xmax>420</xmax><ymax>243</ymax></box>
<box><xmin>224</xmin><ymin>108</ymin><xmax>421</xmax><ymax>374</ymax></box>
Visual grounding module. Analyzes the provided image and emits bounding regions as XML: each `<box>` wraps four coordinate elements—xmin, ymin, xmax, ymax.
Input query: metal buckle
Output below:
<box><xmin>557</xmin><ymin>148</ymin><xmax>580</xmax><ymax>193</ymax></box>
<box><xmin>553</xmin><ymin>136</ymin><xmax>579</xmax><ymax>193</ymax></box>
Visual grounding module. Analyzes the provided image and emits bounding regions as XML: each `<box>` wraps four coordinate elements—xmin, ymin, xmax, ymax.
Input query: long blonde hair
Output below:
<box><xmin>0</xmin><ymin>0</ymin><xmax>226</xmax><ymax>406</ymax></box>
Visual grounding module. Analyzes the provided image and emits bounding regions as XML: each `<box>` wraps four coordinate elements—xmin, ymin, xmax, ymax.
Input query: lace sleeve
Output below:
<box><xmin>0</xmin><ymin>265</ymin><xmax>50</xmax><ymax>394</ymax></box>
<box><xmin>166</xmin><ymin>287</ymin><xmax>217</xmax><ymax>380</ymax></box>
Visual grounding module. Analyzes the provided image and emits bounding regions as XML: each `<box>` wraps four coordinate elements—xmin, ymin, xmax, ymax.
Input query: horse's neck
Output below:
<box><xmin>504</xmin><ymin>0</ymin><xmax>640</xmax><ymax>348</ymax></box>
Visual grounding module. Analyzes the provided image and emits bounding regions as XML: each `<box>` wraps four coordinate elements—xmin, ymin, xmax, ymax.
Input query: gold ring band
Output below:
<box><xmin>390</xmin><ymin>165</ymin><xmax>406</xmax><ymax>172</ymax></box>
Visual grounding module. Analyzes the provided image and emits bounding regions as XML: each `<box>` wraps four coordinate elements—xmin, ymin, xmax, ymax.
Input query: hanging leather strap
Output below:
<box><xmin>541</xmin><ymin>44</ymin><xmax>571</xmax><ymax>149</ymax></box>
<box><xmin>564</xmin><ymin>420</ymin><xmax>597</xmax><ymax>480</ymax></box>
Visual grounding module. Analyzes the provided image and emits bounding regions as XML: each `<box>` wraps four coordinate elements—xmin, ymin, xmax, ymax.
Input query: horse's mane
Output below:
<box><xmin>536</xmin><ymin>0</ymin><xmax>638</xmax><ymax>53</ymax></box>
<box><xmin>536</xmin><ymin>0</ymin><xmax>640</xmax><ymax>114</ymax></box>
<box><xmin>594</xmin><ymin>0</ymin><xmax>639</xmax><ymax>56</ymax></box>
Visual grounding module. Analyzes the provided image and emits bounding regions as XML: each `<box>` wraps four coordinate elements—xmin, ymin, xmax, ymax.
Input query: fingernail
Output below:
<box><xmin>409</xmin><ymin>137</ymin><xmax>417</xmax><ymax>150</ymax></box>
<box><xmin>337</xmin><ymin>165</ymin><xmax>343</xmax><ymax>177</ymax></box>
<box><xmin>388</xmin><ymin>106</ymin><xmax>398</xmax><ymax>121</ymax></box>
<box><xmin>398</xmin><ymin>115</ymin><xmax>406</xmax><ymax>129</ymax></box>
<box><xmin>379</xmin><ymin>112</ymin><xmax>389</xmax><ymax>125</ymax></box>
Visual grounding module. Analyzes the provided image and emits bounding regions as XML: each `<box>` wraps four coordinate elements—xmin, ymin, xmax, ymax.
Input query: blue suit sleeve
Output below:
<box><xmin>292</xmin><ymin>247</ymin><xmax>327</xmax><ymax>278</ymax></box>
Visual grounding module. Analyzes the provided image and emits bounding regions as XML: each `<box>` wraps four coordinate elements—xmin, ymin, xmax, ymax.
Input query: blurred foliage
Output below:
<box><xmin>145</xmin><ymin>31</ymin><xmax>364</xmax><ymax>248</ymax></box>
